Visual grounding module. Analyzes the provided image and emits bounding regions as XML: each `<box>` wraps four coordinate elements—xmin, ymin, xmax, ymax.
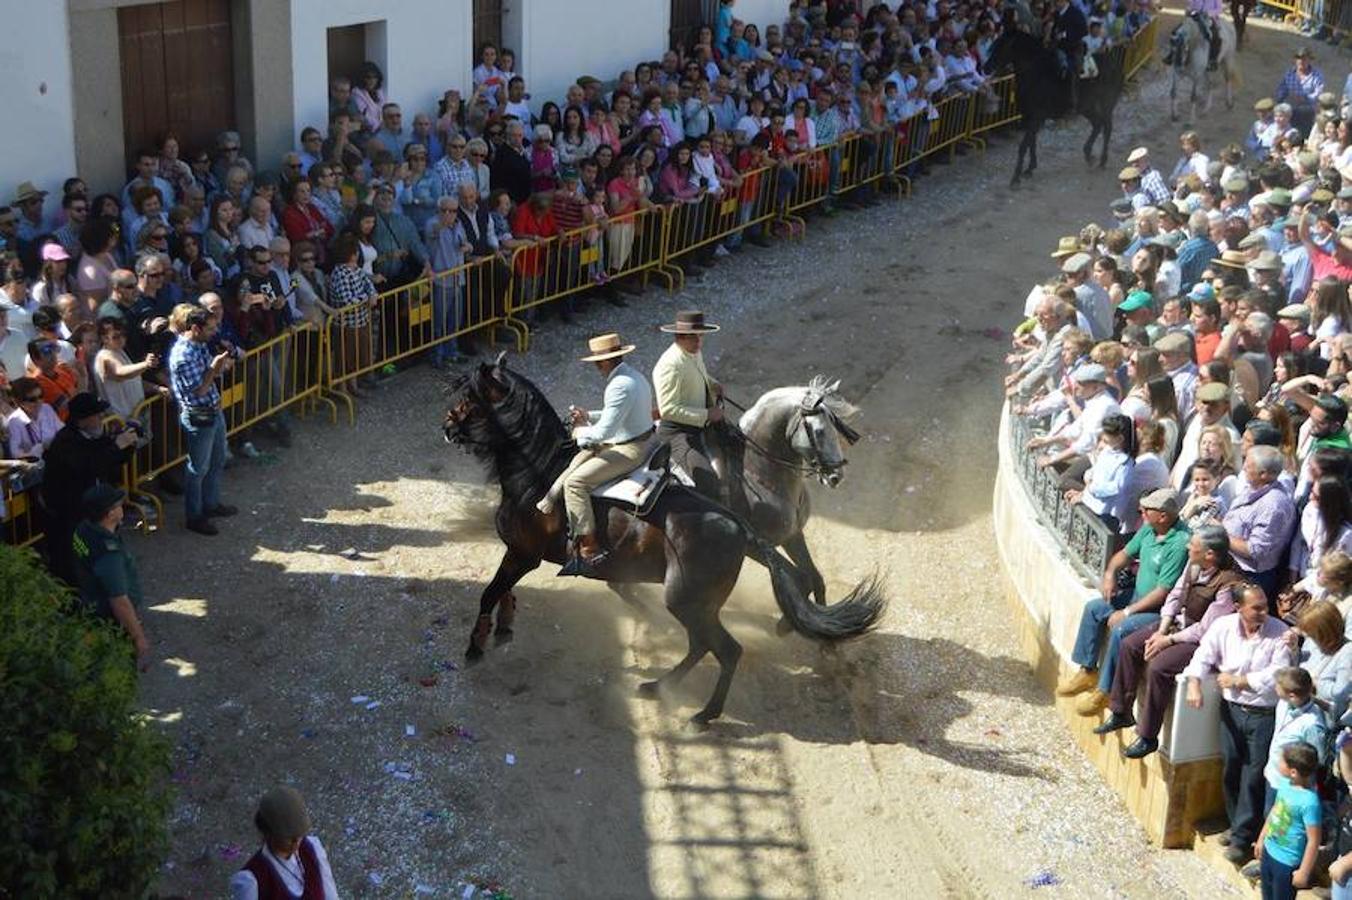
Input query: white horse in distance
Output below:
<box><xmin>1168</xmin><ymin>15</ymin><xmax>1240</xmax><ymax>121</ymax></box>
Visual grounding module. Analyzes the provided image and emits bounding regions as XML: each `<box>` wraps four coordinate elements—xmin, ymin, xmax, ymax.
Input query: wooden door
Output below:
<box><xmin>669</xmin><ymin>0</ymin><xmax>715</xmax><ymax>51</ymax></box>
<box><xmin>473</xmin><ymin>0</ymin><xmax>503</xmax><ymax>52</ymax></box>
<box><xmin>119</xmin><ymin>0</ymin><xmax>235</xmax><ymax>173</ymax></box>
<box><xmin>327</xmin><ymin>24</ymin><xmax>368</xmax><ymax>88</ymax></box>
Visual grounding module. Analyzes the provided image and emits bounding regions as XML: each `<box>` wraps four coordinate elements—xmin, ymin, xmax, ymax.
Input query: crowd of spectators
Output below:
<box><xmin>1010</xmin><ymin>44</ymin><xmax>1352</xmax><ymax>891</ymax></box>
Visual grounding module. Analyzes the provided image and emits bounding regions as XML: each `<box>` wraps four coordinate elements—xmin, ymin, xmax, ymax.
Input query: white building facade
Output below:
<box><xmin>3</xmin><ymin>0</ymin><xmax>791</xmax><ymax>205</ymax></box>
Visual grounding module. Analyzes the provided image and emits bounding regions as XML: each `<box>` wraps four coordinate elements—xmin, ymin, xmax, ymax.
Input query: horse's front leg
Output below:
<box><xmin>1083</xmin><ymin>122</ymin><xmax>1100</xmax><ymax>166</ymax></box>
<box><xmin>1099</xmin><ymin>115</ymin><xmax>1113</xmax><ymax>169</ymax></box>
<box><xmin>1027</xmin><ymin>126</ymin><xmax>1038</xmax><ymax>175</ymax></box>
<box><xmin>1012</xmin><ymin>128</ymin><xmax>1029</xmax><ymax>187</ymax></box>
<box><xmin>467</xmin><ymin>548</ymin><xmax>540</xmax><ymax>660</ymax></box>
<box><xmin>1169</xmin><ymin>71</ymin><xmax>1179</xmax><ymax>121</ymax></box>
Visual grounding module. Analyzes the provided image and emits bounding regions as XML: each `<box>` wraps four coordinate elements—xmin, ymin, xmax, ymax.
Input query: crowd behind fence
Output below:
<box><xmin>1</xmin><ymin>19</ymin><xmax>1159</xmax><ymax>549</ymax></box>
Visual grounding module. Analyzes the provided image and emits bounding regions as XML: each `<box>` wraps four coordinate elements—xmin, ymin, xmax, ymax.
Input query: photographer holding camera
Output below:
<box><xmin>169</xmin><ymin>306</ymin><xmax>237</xmax><ymax>536</ymax></box>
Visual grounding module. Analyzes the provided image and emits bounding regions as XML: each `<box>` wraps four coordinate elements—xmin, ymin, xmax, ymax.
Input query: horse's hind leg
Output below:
<box><xmin>691</xmin><ymin>615</ymin><xmax>743</xmax><ymax>728</ymax></box>
<box><xmin>637</xmin><ymin>626</ymin><xmax>708</xmax><ymax>698</ymax></box>
<box><xmin>1027</xmin><ymin>128</ymin><xmax>1039</xmax><ymax>175</ymax></box>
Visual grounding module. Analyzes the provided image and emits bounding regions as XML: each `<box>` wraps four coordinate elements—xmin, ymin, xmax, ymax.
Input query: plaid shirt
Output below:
<box><xmin>328</xmin><ymin>264</ymin><xmax>374</xmax><ymax>327</ymax></box>
<box><xmin>434</xmin><ymin>157</ymin><xmax>477</xmax><ymax>198</ymax></box>
<box><xmin>1139</xmin><ymin>166</ymin><xmax>1171</xmax><ymax>205</ymax></box>
<box><xmin>169</xmin><ymin>336</ymin><xmax>219</xmax><ymax>411</ymax></box>
<box><xmin>1275</xmin><ymin>66</ymin><xmax>1324</xmax><ymax>109</ymax></box>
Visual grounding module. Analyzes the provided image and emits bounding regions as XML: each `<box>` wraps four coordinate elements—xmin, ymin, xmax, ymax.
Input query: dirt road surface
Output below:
<box><xmin>143</xmin><ymin>12</ymin><xmax>1330</xmax><ymax>898</ymax></box>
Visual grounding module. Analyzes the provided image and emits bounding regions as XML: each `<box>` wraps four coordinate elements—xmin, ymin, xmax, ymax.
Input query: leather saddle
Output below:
<box><xmin>590</xmin><ymin>443</ymin><xmax>675</xmax><ymax>519</ymax></box>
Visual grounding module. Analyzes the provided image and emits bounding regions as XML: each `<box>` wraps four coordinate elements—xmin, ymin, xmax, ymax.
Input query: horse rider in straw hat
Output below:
<box><xmin>652</xmin><ymin>310</ymin><xmax>725</xmax><ymax>501</ymax></box>
<box><xmin>538</xmin><ymin>332</ymin><xmax>655</xmax><ymax>575</ymax></box>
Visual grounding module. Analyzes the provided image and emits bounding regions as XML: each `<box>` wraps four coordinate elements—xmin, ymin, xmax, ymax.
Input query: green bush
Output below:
<box><xmin>0</xmin><ymin>543</ymin><xmax>171</xmax><ymax>897</ymax></box>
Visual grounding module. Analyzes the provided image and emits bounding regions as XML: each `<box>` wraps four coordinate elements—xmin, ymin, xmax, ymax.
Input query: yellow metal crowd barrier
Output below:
<box><xmin>324</xmin><ymin>255</ymin><xmax>504</xmax><ymax>410</ymax></box>
<box><xmin>1</xmin><ymin>476</ymin><xmax>43</xmax><ymax>548</ymax></box>
<box><xmin>502</xmin><ymin>204</ymin><xmax>673</xmax><ymax>346</ymax></box>
<box><xmin>662</xmin><ymin>165</ymin><xmax>780</xmax><ymax>266</ymax></box>
<box><xmin>969</xmin><ymin>74</ymin><xmax>1020</xmax><ymax>138</ymax></box>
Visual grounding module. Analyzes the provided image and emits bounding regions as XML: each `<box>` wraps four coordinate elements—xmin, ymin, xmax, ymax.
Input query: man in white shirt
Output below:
<box><xmin>538</xmin><ymin>333</ymin><xmax>654</xmax><ymax>575</ymax></box>
<box><xmin>1028</xmin><ymin>363</ymin><xmax>1121</xmax><ymax>475</ymax></box>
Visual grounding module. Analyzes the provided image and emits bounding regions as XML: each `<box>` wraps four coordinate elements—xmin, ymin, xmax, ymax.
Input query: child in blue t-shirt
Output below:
<box><xmin>1256</xmin><ymin>741</ymin><xmax>1322</xmax><ymax>898</ymax></box>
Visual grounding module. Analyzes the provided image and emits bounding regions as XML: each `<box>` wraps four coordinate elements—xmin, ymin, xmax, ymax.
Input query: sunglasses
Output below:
<box><xmin>22</xmin><ymin>394</ymin><xmax>41</xmax><ymax>402</ymax></box>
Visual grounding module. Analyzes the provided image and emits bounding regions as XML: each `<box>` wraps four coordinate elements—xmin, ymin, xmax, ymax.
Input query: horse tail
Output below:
<box><xmin>757</xmin><ymin>541</ymin><xmax>887</xmax><ymax>641</ymax></box>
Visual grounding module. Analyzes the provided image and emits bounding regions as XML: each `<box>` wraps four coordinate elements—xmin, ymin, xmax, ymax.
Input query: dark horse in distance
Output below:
<box><xmin>442</xmin><ymin>358</ymin><xmax>886</xmax><ymax>726</ymax></box>
<box><xmin>983</xmin><ymin>26</ymin><xmax>1126</xmax><ymax>187</ymax></box>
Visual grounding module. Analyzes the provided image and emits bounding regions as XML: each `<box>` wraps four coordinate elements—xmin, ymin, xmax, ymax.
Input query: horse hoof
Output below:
<box><xmin>465</xmin><ymin>643</ymin><xmax>485</xmax><ymax>664</ymax></box>
<box><xmin>637</xmin><ymin>680</ymin><xmax>661</xmax><ymax>699</ymax></box>
<box><xmin>494</xmin><ymin>627</ymin><xmax>514</xmax><ymax>645</ymax></box>
<box><xmin>688</xmin><ymin>710</ymin><xmax>718</xmax><ymax>731</ymax></box>
<box><xmin>1009</xmin><ymin>178</ymin><xmax>1021</xmax><ymax>189</ymax></box>
<box><xmin>775</xmin><ymin>615</ymin><xmax>794</xmax><ymax>636</ymax></box>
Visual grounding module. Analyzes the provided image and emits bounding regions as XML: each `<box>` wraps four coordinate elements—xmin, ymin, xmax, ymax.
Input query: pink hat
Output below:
<box><xmin>40</xmin><ymin>242</ymin><xmax>69</xmax><ymax>262</ymax></box>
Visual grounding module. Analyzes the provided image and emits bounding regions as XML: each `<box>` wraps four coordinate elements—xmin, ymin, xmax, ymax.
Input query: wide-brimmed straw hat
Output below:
<box><xmin>660</xmin><ymin>310</ymin><xmax>720</xmax><ymax>334</ymax></box>
<box><xmin>579</xmin><ymin>332</ymin><xmax>636</xmax><ymax>362</ymax></box>
<box><xmin>1211</xmin><ymin>249</ymin><xmax>1250</xmax><ymax>269</ymax></box>
<box><xmin>1050</xmin><ymin>236</ymin><xmax>1080</xmax><ymax>258</ymax></box>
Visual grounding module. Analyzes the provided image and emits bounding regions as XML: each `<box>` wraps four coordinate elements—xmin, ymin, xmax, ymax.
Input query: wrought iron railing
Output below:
<box><xmin>1007</xmin><ymin>410</ymin><xmax>1124</xmax><ymax>584</ymax></box>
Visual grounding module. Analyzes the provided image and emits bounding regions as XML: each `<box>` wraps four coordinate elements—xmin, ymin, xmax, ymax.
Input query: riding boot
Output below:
<box><xmin>559</xmin><ymin>534</ymin><xmax>608</xmax><ymax>577</ymax></box>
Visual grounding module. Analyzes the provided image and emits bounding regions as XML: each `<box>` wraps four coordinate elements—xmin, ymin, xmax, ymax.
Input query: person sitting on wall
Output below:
<box><xmin>1093</xmin><ymin>523</ymin><xmax>1241</xmax><ymax>758</ymax></box>
<box><xmin>1057</xmin><ymin>488</ymin><xmax>1192</xmax><ymax>717</ymax></box>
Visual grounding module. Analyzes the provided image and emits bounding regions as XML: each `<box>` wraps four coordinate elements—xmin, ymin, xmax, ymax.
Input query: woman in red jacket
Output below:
<box><xmin>281</xmin><ymin>180</ymin><xmax>335</xmax><ymax>268</ymax></box>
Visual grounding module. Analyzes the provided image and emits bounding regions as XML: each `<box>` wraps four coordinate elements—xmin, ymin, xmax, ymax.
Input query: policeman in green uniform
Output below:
<box><xmin>72</xmin><ymin>483</ymin><xmax>151</xmax><ymax>672</ymax></box>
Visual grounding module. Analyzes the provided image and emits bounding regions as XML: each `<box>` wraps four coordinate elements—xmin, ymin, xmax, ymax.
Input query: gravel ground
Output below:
<box><xmin>138</xmin><ymin>10</ymin><xmax>1324</xmax><ymax>898</ymax></box>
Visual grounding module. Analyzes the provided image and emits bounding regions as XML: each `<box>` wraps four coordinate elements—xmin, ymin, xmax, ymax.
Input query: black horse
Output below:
<box><xmin>983</xmin><ymin>28</ymin><xmax>1126</xmax><ymax>187</ymax></box>
<box><xmin>442</xmin><ymin>358</ymin><xmax>886</xmax><ymax>727</ymax></box>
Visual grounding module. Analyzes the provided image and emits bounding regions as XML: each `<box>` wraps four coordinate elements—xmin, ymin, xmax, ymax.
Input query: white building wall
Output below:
<box><xmin>729</xmin><ymin>0</ymin><xmax>785</xmax><ymax>35</ymax></box>
<box><xmin>512</xmin><ymin>0</ymin><xmax>669</xmax><ymax>116</ymax></box>
<box><xmin>0</xmin><ymin>2</ymin><xmax>78</xmax><ymax>202</ymax></box>
<box><xmin>290</xmin><ymin>0</ymin><xmax>474</xmax><ymax>137</ymax></box>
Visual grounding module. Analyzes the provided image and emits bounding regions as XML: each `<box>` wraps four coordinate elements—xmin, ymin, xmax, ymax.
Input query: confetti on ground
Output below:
<box><xmin>504</xmin><ymin>753</ymin><xmax>516</xmax><ymax>766</ymax></box>
<box><xmin>350</xmin><ymin>695</ymin><xmax>370</xmax><ymax>704</ymax></box>
<box><xmin>217</xmin><ymin>843</ymin><xmax>243</xmax><ymax>861</ymax></box>
<box><xmin>1023</xmin><ymin>870</ymin><xmax>1062</xmax><ymax>888</ymax></box>
<box><xmin>365</xmin><ymin>701</ymin><xmax>381</xmax><ymax>710</ymax></box>
<box><xmin>405</xmin><ymin>724</ymin><xmax>416</xmax><ymax>737</ymax></box>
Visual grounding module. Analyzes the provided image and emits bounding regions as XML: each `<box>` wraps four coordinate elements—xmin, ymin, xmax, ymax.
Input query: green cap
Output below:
<box><xmin>1119</xmin><ymin>290</ymin><xmax>1153</xmax><ymax>313</ymax></box>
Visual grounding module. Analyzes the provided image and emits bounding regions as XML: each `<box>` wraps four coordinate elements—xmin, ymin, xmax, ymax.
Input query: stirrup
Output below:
<box><xmin>559</xmin><ymin>548</ymin><xmax>608</xmax><ymax>578</ymax></box>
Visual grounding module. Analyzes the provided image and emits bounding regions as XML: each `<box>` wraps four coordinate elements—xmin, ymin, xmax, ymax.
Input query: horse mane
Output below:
<box><xmin>453</xmin><ymin>365</ymin><xmax>574</xmax><ymax>504</ymax></box>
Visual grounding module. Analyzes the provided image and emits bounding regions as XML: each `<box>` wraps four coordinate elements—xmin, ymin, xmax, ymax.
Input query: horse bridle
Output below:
<box><xmin>728</xmin><ymin>389</ymin><xmax>859</xmax><ymax>481</ymax></box>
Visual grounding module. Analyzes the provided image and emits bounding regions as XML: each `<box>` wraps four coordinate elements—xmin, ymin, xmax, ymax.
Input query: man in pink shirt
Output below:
<box><xmin>1184</xmin><ymin>584</ymin><xmax>1294</xmax><ymax>864</ymax></box>
<box><xmin>1300</xmin><ymin>214</ymin><xmax>1352</xmax><ymax>282</ymax></box>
